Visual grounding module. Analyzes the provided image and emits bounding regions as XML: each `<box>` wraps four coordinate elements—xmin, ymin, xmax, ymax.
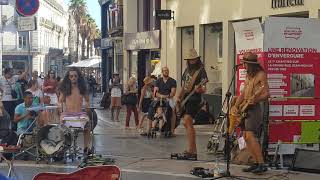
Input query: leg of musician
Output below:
<box><xmin>244</xmin><ymin>131</ymin><xmax>264</xmax><ymax>163</ymax></box>
<box><xmin>183</xmin><ymin>114</ymin><xmax>197</xmax><ymax>154</ymax></box>
<box><xmin>83</xmin><ymin>128</ymin><xmax>91</xmax><ymax>152</ymax></box>
<box><xmin>241</xmin><ymin>105</ymin><xmax>267</xmax><ymax>173</ymax></box>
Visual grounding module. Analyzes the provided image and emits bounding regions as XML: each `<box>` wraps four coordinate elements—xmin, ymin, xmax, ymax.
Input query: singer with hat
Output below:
<box><xmin>231</xmin><ymin>51</ymin><xmax>270</xmax><ymax>174</ymax></box>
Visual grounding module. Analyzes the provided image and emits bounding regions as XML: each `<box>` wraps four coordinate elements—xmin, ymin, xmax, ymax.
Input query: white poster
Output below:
<box><xmin>269</xmin><ymin>105</ymin><xmax>283</xmax><ymax>116</ymax></box>
<box><xmin>233</xmin><ymin>19</ymin><xmax>264</xmax><ymax>54</ymax></box>
<box><xmin>283</xmin><ymin>105</ymin><xmax>299</xmax><ymax>117</ymax></box>
<box><xmin>233</xmin><ymin>19</ymin><xmax>264</xmax><ymax>95</ymax></box>
<box><xmin>299</xmin><ymin>105</ymin><xmax>315</xmax><ymax>116</ymax></box>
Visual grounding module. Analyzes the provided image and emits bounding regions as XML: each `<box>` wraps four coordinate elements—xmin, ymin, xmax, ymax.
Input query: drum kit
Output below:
<box><xmin>23</xmin><ymin>105</ymin><xmax>99</xmax><ymax>164</ymax></box>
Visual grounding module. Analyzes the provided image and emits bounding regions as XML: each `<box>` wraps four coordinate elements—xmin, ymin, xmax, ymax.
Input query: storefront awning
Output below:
<box><xmin>67</xmin><ymin>56</ymin><xmax>101</xmax><ymax>68</ymax></box>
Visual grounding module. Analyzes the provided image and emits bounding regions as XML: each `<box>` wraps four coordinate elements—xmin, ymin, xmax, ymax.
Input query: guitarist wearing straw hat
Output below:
<box><xmin>231</xmin><ymin>52</ymin><xmax>270</xmax><ymax>174</ymax></box>
<box><xmin>172</xmin><ymin>49</ymin><xmax>208</xmax><ymax>161</ymax></box>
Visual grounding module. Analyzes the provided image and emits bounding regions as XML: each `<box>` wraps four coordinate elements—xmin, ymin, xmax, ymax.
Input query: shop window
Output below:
<box><xmin>18</xmin><ymin>34</ymin><xmax>27</xmax><ymax>49</ymax></box>
<box><xmin>203</xmin><ymin>23</ymin><xmax>223</xmax><ymax>95</ymax></box>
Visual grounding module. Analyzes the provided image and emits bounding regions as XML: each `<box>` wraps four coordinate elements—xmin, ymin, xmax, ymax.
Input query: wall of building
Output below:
<box><xmin>161</xmin><ymin>0</ymin><xmax>319</xmax><ymax>96</ymax></box>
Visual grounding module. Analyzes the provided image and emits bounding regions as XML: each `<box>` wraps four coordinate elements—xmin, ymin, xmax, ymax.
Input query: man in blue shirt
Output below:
<box><xmin>14</xmin><ymin>91</ymin><xmax>37</xmax><ymax>134</ymax></box>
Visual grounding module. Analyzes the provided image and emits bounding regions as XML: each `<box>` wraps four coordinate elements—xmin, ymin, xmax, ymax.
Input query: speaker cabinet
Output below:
<box><xmin>292</xmin><ymin>148</ymin><xmax>320</xmax><ymax>173</ymax></box>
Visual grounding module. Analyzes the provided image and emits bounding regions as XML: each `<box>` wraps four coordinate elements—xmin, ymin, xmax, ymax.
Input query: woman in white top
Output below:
<box><xmin>109</xmin><ymin>72</ymin><xmax>122</xmax><ymax>121</ymax></box>
<box><xmin>137</xmin><ymin>76</ymin><xmax>154</xmax><ymax>134</ymax></box>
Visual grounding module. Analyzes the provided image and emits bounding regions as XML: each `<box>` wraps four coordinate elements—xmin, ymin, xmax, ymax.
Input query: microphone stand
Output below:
<box><xmin>210</xmin><ymin>65</ymin><xmax>239</xmax><ymax>179</ymax></box>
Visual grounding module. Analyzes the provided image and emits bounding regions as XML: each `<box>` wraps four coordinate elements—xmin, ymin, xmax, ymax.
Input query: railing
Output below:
<box><xmin>108</xmin><ymin>5</ymin><xmax>123</xmax><ymax>34</ymax></box>
<box><xmin>2</xmin><ymin>45</ymin><xmax>49</xmax><ymax>53</ymax></box>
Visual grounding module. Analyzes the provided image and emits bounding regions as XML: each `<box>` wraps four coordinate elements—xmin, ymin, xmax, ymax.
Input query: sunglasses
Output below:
<box><xmin>69</xmin><ymin>75</ymin><xmax>78</xmax><ymax>78</ymax></box>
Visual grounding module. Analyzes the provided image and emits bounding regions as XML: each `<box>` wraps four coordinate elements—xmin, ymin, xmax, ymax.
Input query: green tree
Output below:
<box><xmin>69</xmin><ymin>0</ymin><xmax>87</xmax><ymax>62</ymax></box>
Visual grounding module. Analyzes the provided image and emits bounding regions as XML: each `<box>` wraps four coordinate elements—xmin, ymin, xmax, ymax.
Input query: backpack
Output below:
<box><xmin>0</xmin><ymin>129</ymin><xmax>18</xmax><ymax>146</ymax></box>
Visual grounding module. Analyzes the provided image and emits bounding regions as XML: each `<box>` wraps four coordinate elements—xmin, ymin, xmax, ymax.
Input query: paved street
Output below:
<box><xmin>1</xmin><ymin>94</ymin><xmax>320</xmax><ymax>179</ymax></box>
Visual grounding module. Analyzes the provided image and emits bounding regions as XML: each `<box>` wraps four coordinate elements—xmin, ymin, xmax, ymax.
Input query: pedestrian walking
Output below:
<box><xmin>137</xmin><ymin>76</ymin><xmax>154</xmax><ymax>134</ymax></box>
<box><xmin>26</xmin><ymin>79</ymin><xmax>44</xmax><ymax>105</ymax></box>
<box><xmin>109</xmin><ymin>72</ymin><xmax>122</xmax><ymax>121</ymax></box>
<box><xmin>124</xmin><ymin>77</ymin><xmax>139</xmax><ymax>128</ymax></box>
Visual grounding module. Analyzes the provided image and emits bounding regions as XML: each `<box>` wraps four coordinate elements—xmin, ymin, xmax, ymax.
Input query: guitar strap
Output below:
<box><xmin>186</xmin><ymin>68</ymin><xmax>201</xmax><ymax>93</ymax></box>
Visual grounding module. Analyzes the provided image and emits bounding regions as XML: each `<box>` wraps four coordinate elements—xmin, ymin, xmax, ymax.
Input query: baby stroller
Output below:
<box><xmin>148</xmin><ymin>98</ymin><xmax>178</xmax><ymax>138</ymax></box>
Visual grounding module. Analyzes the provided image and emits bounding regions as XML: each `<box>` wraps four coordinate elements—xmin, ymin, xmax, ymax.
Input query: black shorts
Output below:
<box><xmin>240</xmin><ymin>103</ymin><xmax>262</xmax><ymax>136</ymax></box>
<box><xmin>181</xmin><ymin>95</ymin><xmax>202</xmax><ymax>118</ymax></box>
<box><xmin>141</xmin><ymin>98</ymin><xmax>152</xmax><ymax>113</ymax></box>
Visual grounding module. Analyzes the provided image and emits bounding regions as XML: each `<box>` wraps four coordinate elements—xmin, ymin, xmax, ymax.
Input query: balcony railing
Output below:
<box><xmin>108</xmin><ymin>5</ymin><xmax>123</xmax><ymax>35</ymax></box>
<box><xmin>2</xmin><ymin>45</ymin><xmax>49</xmax><ymax>53</ymax></box>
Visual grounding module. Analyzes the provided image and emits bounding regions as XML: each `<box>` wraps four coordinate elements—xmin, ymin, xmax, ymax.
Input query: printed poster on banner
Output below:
<box><xmin>264</xmin><ymin>17</ymin><xmax>320</xmax><ymax>121</ymax></box>
<box><xmin>233</xmin><ymin>19</ymin><xmax>264</xmax><ymax>95</ymax></box>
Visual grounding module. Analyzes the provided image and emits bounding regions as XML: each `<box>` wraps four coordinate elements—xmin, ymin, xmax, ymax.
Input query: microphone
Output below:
<box><xmin>233</xmin><ymin>63</ymin><xmax>243</xmax><ymax>69</ymax></box>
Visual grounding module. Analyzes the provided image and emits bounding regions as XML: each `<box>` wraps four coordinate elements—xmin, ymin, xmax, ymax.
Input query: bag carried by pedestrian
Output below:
<box><xmin>122</xmin><ymin>93</ymin><xmax>137</xmax><ymax>105</ymax></box>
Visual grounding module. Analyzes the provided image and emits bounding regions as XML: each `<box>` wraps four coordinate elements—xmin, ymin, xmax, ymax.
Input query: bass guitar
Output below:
<box><xmin>176</xmin><ymin>79</ymin><xmax>208</xmax><ymax>118</ymax></box>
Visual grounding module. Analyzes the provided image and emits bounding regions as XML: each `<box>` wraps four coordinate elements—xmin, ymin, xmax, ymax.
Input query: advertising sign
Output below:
<box><xmin>264</xmin><ymin>17</ymin><xmax>320</xmax><ymax>121</ymax></box>
<box><xmin>233</xmin><ymin>19</ymin><xmax>264</xmax><ymax>95</ymax></box>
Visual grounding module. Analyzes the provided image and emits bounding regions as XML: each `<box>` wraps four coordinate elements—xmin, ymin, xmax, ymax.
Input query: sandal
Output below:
<box><xmin>171</xmin><ymin>151</ymin><xmax>197</xmax><ymax>161</ymax></box>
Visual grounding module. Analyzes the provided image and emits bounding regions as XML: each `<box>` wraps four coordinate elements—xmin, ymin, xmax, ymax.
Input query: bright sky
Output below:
<box><xmin>64</xmin><ymin>0</ymin><xmax>101</xmax><ymax>29</ymax></box>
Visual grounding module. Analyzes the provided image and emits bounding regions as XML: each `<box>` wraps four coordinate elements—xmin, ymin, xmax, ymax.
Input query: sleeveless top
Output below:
<box><xmin>144</xmin><ymin>87</ymin><xmax>152</xmax><ymax>99</ymax></box>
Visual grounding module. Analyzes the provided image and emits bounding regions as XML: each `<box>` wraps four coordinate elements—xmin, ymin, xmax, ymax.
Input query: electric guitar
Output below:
<box><xmin>176</xmin><ymin>79</ymin><xmax>208</xmax><ymax>118</ymax></box>
<box><xmin>229</xmin><ymin>84</ymin><xmax>265</xmax><ymax>134</ymax></box>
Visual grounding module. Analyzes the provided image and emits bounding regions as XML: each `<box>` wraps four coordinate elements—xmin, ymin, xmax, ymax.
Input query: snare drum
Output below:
<box><xmin>61</xmin><ymin>112</ymin><xmax>89</xmax><ymax>129</ymax></box>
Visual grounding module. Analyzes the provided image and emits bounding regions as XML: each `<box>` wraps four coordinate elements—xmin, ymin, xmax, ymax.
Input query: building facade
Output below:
<box><xmin>2</xmin><ymin>0</ymin><xmax>69</xmax><ymax>77</ymax></box>
<box><xmin>100</xmin><ymin>0</ymin><xmax>124</xmax><ymax>91</ymax></box>
<box><xmin>123</xmin><ymin>0</ymin><xmax>161</xmax><ymax>93</ymax></box>
<box><xmin>160</xmin><ymin>0</ymin><xmax>316</xmax><ymax>108</ymax></box>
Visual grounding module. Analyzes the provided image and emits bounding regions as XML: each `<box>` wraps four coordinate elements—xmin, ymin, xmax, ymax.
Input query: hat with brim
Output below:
<box><xmin>143</xmin><ymin>77</ymin><xmax>154</xmax><ymax>85</ymax></box>
<box><xmin>184</xmin><ymin>49</ymin><xmax>201</xmax><ymax>60</ymax></box>
<box><xmin>241</xmin><ymin>52</ymin><xmax>259</xmax><ymax>64</ymax></box>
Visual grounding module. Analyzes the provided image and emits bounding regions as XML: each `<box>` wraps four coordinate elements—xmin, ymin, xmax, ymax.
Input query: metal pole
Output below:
<box><xmin>28</xmin><ymin>30</ymin><xmax>31</xmax><ymax>75</ymax></box>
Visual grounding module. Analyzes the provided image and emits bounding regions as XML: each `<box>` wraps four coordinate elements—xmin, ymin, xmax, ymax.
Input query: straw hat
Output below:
<box><xmin>184</xmin><ymin>49</ymin><xmax>201</xmax><ymax>60</ymax></box>
<box><xmin>241</xmin><ymin>52</ymin><xmax>259</xmax><ymax>64</ymax></box>
<box><xmin>143</xmin><ymin>76</ymin><xmax>154</xmax><ymax>85</ymax></box>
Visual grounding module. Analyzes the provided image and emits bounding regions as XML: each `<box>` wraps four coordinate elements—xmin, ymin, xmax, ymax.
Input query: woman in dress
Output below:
<box><xmin>43</xmin><ymin>70</ymin><xmax>58</xmax><ymax>105</ymax></box>
<box><xmin>124</xmin><ymin>77</ymin><xmax>139</xmax><ymax>128</ymax></box>
<box><xmin>137</xmin><ymin>76</ymin><xmax>154</xmax><ymax>134</ymax></box>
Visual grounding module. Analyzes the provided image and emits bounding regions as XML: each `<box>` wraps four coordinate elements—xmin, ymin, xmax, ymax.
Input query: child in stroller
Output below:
<box><xmin>148</xmin><ymin>98</ymin><xmax>174</xmax><ymax>138</ymax></box>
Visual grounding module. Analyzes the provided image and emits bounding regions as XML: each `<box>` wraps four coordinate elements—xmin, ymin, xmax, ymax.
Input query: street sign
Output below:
<box><xmin>0</xmin><ymin>0</ymin><xmax>9</xmax><ymax>5</ymax></box>
<box><xmin>18</xmin><ymin>16</ymin><xmax>36</xmax><ymax>31</ymax></box>
<box><xmin>155</xmin><ymin>10</ymin><xmax>173</xmax><ymax>20</ymax></box>
<box><xmin>101</xmin><ymin>38</ymin><xmax>112</xmax><ymax>49</ymax></box>
<box><xmin>16</xmin><ymin>0</ymin><xmax>40</xmax><ymax>17</ymax></box>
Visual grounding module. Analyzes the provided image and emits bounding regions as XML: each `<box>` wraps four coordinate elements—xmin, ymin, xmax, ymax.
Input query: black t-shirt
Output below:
<box><xmin>155</xmin><ymin>77</ymin><xmax>177</xmax><ymax>96</ymax></box>
<box><xmin>182</xmin><ymin>67</ymin><xmax>208</xmax><ymax>96</ymax></box>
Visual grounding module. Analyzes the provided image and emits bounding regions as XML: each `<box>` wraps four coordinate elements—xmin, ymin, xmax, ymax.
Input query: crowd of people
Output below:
<box><xmin>0</xmin><ymin>49</ymin><xmax>270</xmax><ymax>174</ymax></box>
<box><xmin>0</xmin><ymin>67</ymin><xmax>98</xmax><ymax>155</ymax></box>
